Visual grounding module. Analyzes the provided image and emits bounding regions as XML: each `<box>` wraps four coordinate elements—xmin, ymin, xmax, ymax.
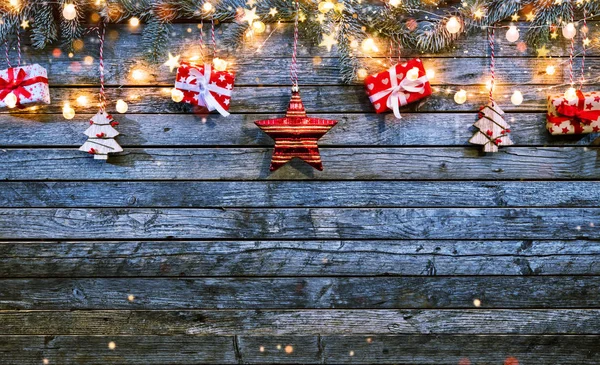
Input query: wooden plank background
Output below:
<box><xmin>1</xmin><ymin>20</ymin><xmax>600</xmax><ymax>364</ymax></box>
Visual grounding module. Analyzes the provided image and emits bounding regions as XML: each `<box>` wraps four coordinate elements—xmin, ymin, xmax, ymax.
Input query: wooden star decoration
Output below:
<box><xmin>269</xmin><ymin>7</ymin><xmax>278</xmax><ymax>16</ymax></box>
<box><xmin>255</xmin><ymin>89</ymin><xmax>337</xmax><ymax>171</ymax></box>
<box><xmin>525</xmin><ymin>12</ymin><xmax>536</xmax><ymax>21</ymax></box>
<box><xmin>536</xmin><ymin>45</ymin><xmax>549</xmax><ymax>58</ymax></box>
<box><xmin>241</xmin><ymin>7</ymin><xmax>259</xmax><ymax>26</ymax></box>
<box><xmin>20</xmin><ymin>19</ymin><xmax>29</xmax><ymax>29</ymax></box>
<box><xmin>511</xmin><ymin>14</ymin><xmax>520</xmax><ymax>21</ymax></box>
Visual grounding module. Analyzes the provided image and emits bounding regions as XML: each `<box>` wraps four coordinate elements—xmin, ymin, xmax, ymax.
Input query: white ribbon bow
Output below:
<box><xmin>368</xmin><ymin>65</ymin><xmax>428</xmax><ymax>119</ymax></box>
<box><xmin>174</xmin><ymin>63</ymin><xmax>232</xmax><ymax>117</ymax></box>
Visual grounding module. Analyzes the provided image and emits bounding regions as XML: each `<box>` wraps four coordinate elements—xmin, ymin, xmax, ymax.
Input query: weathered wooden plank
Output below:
<box><xmin>0</xmin><ymin>208</ymin><xmax>598</xmax><ymax>240</ymax></box>
<box><xmin>1</xmin><ymin>181</ymin><xmax>600</xmax><ymax>208</ymax></box>
<box><xmin>2</xmin><ymin>112</ymin><xmax>594</xmax><ymax>147</ymax></box>
<box><xmin>1</xmin><ymin>240</ymin><xmax>598</xmax><ymax>277</ymax></box>
<box><xmin>0</xmin><ymin>85</ymin><xmax>592</xmax><ymax>114</ymax></box>
<box><xmin>2</xmin><ymin>309</ymin><xmax>599</xmax><ymax>335</ymax></box>
<box><xmin>0</xmin><ymin>335</ymin><xmax>236</xmax><ymax>365</ymax></box>
<box><xmin>1</xmin><ymin>147</ymin><xmax>600</xmax><ymax>180</ymax></box>
<box><xmin>1</xmin><ymin>335</ymin><xmax>598</xmax><ymax>364</ymax></box>
<box><xmin>25</xmin><ymin>54</ymin><xmax>594</xmax><ymax>86</ymax></box>
<box><xmin>0</xmin><ymin>277</ymin><xmax>598</xmax><ymax>309</ymax></box>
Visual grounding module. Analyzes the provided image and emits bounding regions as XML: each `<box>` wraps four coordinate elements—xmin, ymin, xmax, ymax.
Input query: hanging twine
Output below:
<box><xmin>567</xmin><ymin>2</ymin><xmax>575</xmax><ymax>88</ymax></box>
<box><xmin>579</xmin><ymin>9</ymin><xmax>587</xmax><ymax>90</ymax></box>
<box><xmin>383</xmin><ymin>1</ymin><xmax>401</xmax><ymax>65</ymax></box>
<box><xmin>488</xmin><ymin>26</ymin><xmax>495</xmax><ymax>104</ymax></box>
<box><xmin>200</xmin><ymin>19</ymin><xmax>204</xmax><ymax>59</ymax></box>
<box><xmin>211</xmin><ymin>15</ymin><xmax>216</xmax><ymax>59</ymax></box>
<box><xmin>290</xmin><ymin>0</ymin><xmax>299</xmax><ymax>88</ymax></box>
<box><xmin>98</xmin><ymin>22</ymin><xmax>106</xmax><ymax>111</ymax></box>
<box><xmin>4</xmin><ymin>25</ymin><xmax>22</xmax><ymax>69</ymax></box>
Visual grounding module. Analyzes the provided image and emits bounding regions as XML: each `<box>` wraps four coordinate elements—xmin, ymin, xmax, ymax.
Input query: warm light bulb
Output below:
<box><xmin>446</xmin><ymin>17</ymin><xmax>461</xmax><ymax>34</ymax></box>
<box><xmin>62</xmin><ymin>4</ymin><xmax>77</xmax><ymax>20</ymax></box>
<box><xmin>253</xmin><ymin>20</ymin><xmax>266</xmax><ymax>34</ymax></box>
<box><xmin>4</xmin><ymin>92</ymin><xmax>17</xmax><ymax>109</ymax></box>
<box><xmin>485</xmin><ymin>80</ymin><xmax>493</xmax><ymax>91</ymax></box>
<box><xmin>546</xmin><ymin>65</ymin><xmax>556</xmax><ymax>75</ymax></box>
<box><xmin>406</xmin><ymin>67</ymin><xmax>420</xmax><ymax>81</ymax></box>
<box><xmin>76</xmin><ymin>95</ymin><xmax>88</xmax><ymax>106</ymax></box>
<box><xmin>9</xmin><ymin>0</ymin><xmax>20</xmax><ymax>9</ymax></box>
<box><xmin>361</xmin><ymin>38</ymin><xmax>378</xmax><ymax>53</ymax></box>
<box><xmin>213</xmin><ymin>58</ymin><xmax>229</xmax><ymax>71</ymax></box>
<box><xmin>357</xmin><ymin>68</ymin><xmax>368</xmax><ymax>79</ymax></box>
<box><xmin>511</xmin><ymin>90</ymin><xmax>523</xmax><ymax>105</ymax></box>
<box><xmin>425</xmin><ymin>68</ymin><xmax>435</xmax><ymax>80</ymax></box>
<box><xmin>562</xmin><ymin>23</ymin><xmax>576</xmax><ymax>39</ymax></box>
<box><xmin>129</xmin><ymin>17</ymin><xmax>140</xmax><ymax>27</ymax></box>
<box><xmin>318</xmin><ymin>1</ymin><xmax>335</xmax><ymax>13</ymax></box>
<box><xmin>171</xmin><ymin>88</ymin><xmax>184</xmax><ymax>102</ymax></box>
<box><xmin>454</xmin><ymin>89</ymin><xmax>467</xmax><ymax>104</ymax></box>
<box><xmin>564</xmin><ymin>87</ymin><xmax>577</xmax><ymax>101</ymax></box>
<box><xmin>203</xmin><ymin>2</ymin><xmax>213</xmax><ymax>12</ymax></box>
<box><xmin>131</xmin><ymin>69</ymin><xmax>146</xmax><ymax>81</ymax></box>
<box><xmin>505</xmin><ymin>26</ymin><xmax>519</xmax><ymax>43</ymax></box>
<box><xmin>116</xmin><ymin>99</ymin><xmax>128</xmax><ymax>113</ymax></box>
<box><xmin>62</xmin><ymin>104</ymin><xmax>75</xmax><ymax>120</ymax></box>
<box><xmin>388</xmin><ymin>0</ymin><xmax>401</xmax><ymax>7</ymax></box>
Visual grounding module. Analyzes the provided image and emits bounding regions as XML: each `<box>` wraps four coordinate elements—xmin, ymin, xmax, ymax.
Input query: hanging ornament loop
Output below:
<box><xmin>85</xmin><ymin>21</ymin><xmax>107</xmax><ymax>111</ymax></box>
<box><xmin>4</xmin><ymin>22</ymin><xmax>22</xmax><ymax>69</ymax></box>
<box><xmin>488</xmin><ymin>25</ymin><xmax>495</xmax><ymax>104</ymax></box>
<box><xmin>290</xmin><ymin>0</ymin><xmax>300</xmax><ymax>90</ymax></box>
<box><xmin>579</xmin><ymin>9</ymin><xmax>587</xmax><ymax>90</ymax></box>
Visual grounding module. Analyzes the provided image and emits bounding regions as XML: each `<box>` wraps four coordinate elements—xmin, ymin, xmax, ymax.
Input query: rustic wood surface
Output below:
<box><xmin>1</xmin><ymin>20</ymin><xmax>599</xmax><ymax>364</ymax></box>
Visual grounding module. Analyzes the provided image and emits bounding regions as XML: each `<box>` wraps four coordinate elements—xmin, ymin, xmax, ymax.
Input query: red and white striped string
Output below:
<box><xmin>211</xmin><ymin>15</ymin><xmax>216</xmax><ymax>59</ymax></box>
<box><xmin>290</xmin><ymin>0</ymin><xmax>299</xmax><ymax>88</ymax></box>
<box><xmin>4</xmin><ymin>25</ymin><xmax>21</xmax><ymax>69</ymax></box>
<box><xmin>579</xmin><ymin>9</ymin><xmax>587</xmax><ymax>90</ymax></box>
<box><xmin>488</xmin><ymin>26</ymin><xmax>495</xmax><ymax>103</ymax></box>
<box><xmin>383</xmin><ymin>1</ymin><xmax>401</xmax><ymax>65</ymax></box>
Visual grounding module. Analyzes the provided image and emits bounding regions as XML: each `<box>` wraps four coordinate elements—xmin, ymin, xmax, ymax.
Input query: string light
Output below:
<box><xmin>389</xmin><ymin>0</ymin><xmax>401</xmax><ymax>7</ymax></box>
<box><xmin>564</xmin><ymin>87</ymin><xmax>577</xmax><ymax>101</ymax></box>
<box><xmin>562</xmin><ymin>23</ymin><xmax>576</xmax><ymax>39</ymax></box>
<box><xmin>9</xmin><ymin>0</ymin><xmax>20</xmax><ymax>9</ymax></box>
<box><xmin>546</xmin><ymin>65</ymin><xmax>556</xmax><ymax>75</ymax></box>
<box><xmin>406</xmin><ymin>67</ymin><xmax>420</xmax><ymax>81</ymax></box>
<box><xmin>505</xmin><ymin>26</ymin><xmax>519</xmax><ymax>43</ymax></box>
<box><xmin>129</xmin><ymin>17</ymin><xmax>140</xmax><ymax>27</ymax></box>
<box><xmin>62</xmin><ymin>103</ymin><xmax>75</xmax><ymax>119</ymax></box>
<box><xmin>445</xmin><ymin>17</ymin><xmax>461</xmax><ymax>34</ymax></box>
<box><xmin>116</xmin><ymin>99</ymin><xmax>128</xmax><ymax>113</ymax></box>
<box><xmin>62</xmin><ymin>3</ymin><xmax>77</xmax><ymax>20</ymax></box>
<box><xmin>425</xmin><ymin>68</ymin><xmax>435</xmax><ymax>80</ymax></box>
<box><xmin>454</xmin><ymin>89</ymin><xmax>467</xmax><ymax>104</ymax></box>
<box><xmin>511</xmin><ymin>90</ymin><xmax>523</xmax><ymax>105</ymax></box>
<box><xmin>213</xmin><ymin>58</ymin><xmax>229</xmax><ymax>71</ymax></box>
<box><xmin>253</xmin><ymin>20</ymin><xmax>266</xmax><ymax>34</ymax></box>
<box><xmin>131</xmin><ymin>69</ymin><xmax>146</xmax><ymax>81</ymax></box>
<box><xmin>203</xmin><ymin>2</ymin><xmax>214</xmax><ymax>12</ymax></box>
<box><xmin>361</xmin><ymin>38</ymin><xmax>378</xmax><ymax>53</ymax></box>
<box><xmin>318</xmin><ymin>1</ymin><xmax>335</xmax><ymax>13</ymax></box>
<box><xmin>4</xmin><ymin>92</ymin><xmax>18</xmax><ymax>109</ymax></box>
<box><xmin>108</xmin><ymin>341</ymin><xmax>116</xmax><ymax>350</ymax></box>
<box><xmin>76</xmin><ymin>95</ymin><xmax>88</xmax><ymax>106</ymax></box>
<box><xmin>171</xmin><ymin>88</ymin><xmax>184</xmax><ymax>102</ymax></box>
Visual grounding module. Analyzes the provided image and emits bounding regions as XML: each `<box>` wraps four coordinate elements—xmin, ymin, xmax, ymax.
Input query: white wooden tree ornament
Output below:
<box><xmin>79</xmin><ymin>110</ymin><xmax>123</xmax><ymax>160</ymax></box>
<box><xmin>469</xmin><ymin>102</ymin><xmax>514</xmax><ymax>152</ymax></box>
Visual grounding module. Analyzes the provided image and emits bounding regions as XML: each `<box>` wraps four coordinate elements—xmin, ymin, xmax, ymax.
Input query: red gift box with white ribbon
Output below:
<box><xmin>546</xmin><ymin>90</ymin><xmax>600</xmax><ymax>135</ymax></box>
<box><xmin>174</xmin><ymin>61</ymin><xmax>235</xmax><ymax>116</ymax></box>
<box><xmin>364</xmin><ymin>58</ymin><xmax>431</xmax><ymax>119</ymax></box>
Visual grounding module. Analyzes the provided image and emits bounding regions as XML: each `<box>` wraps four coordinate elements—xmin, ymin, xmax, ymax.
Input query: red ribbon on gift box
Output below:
<box><xmin>0</xmin><ymin>68</ymin><xmax>48</xmax><ymax>107</ymax></box>
<box><xmin>548</xmin><ymin>90</ymin><xmax>600</xmax><ymax>133</ymax></box>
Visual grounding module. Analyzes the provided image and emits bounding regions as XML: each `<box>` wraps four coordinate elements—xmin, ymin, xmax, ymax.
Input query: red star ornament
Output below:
<box><xmin>255</xmin><ymin>90</ymin><xmax>337</xmax><ymax>171</ymax></box>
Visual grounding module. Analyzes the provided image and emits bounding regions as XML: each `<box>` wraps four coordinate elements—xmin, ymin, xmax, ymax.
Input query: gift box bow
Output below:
<box><xmin>368</xmin><ymin>64</ymin><xmax>428</xmax><ymax>119</ymax></box>
<box><xmin>548</xmin><ymin>90</ymin><xmax>600</xmax><ymax>128</ymax></box>
<box><xmin>0</xmin><ymin>67</ymin><xmax>48</xmax><ymax>108</ymax></box>
<box><xmin>175</xmin><ymin>63</ymin><xmax>232</xmax><ymax>116</ymax></box>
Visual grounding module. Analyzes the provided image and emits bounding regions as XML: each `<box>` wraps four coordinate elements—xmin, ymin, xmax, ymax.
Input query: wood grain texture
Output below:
<box><xmin>0</xmin><ymin>181</ymin><xmax>599</xmax><ymax>208</ymax></box>
<box><xmin>0</xmin><ymin>207</ymin><xmax>598</xmax><ymax>240</ymax></box>
<box><xmin>1</xmin><ymin>335</ymin><xmax>599</xmax><ymax>364</ymax></box>
<box><xmin>2</xmin><ymin>309</ymin><xmax>599</xmax><ymax>335</ymax></box>
<box><xmin>1</xmin><ymin>277</ymin><xmax>598</xmax><ymax>309</ymax></box>
<box><xmin>2</xmin><ymin>147</ymin><xmax>600</xmax><ymax>180</ymax></box>
<box><xmin>1</xmin><ymin>240</ymin><xmax>598</xmax><ymax>277</ymax></box>
<box><xmin>2</xmin><ymin>113</ymin><xmax>597</xmax><ymax>147</ymax></box>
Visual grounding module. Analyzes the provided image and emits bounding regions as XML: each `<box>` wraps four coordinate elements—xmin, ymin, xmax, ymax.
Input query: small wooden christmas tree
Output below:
<box><xmin>469</xmin><ymin>102</ymin><xmax>513</xmax><ymax>152</ymax></box>
<box><xmin>79</xmin><ymin>110</ymin><xmax>123</xmax><ymax>160</ymax></box>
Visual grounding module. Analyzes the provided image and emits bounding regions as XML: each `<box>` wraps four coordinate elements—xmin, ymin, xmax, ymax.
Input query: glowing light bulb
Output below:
<box><xmin>213</xmin><ymin>58</ymin><xmax>229</xmax><ymax>71</ymax></box>
<box><xmin>454</xmin><ymin>89</ymin><xmax>467</xmax><ymax>104</ymax></box>
<box><xmin>505</xmin><ymin>26</ymin><xmax>519</xmax><ymax>43</ymax></box>
<box><xmin>9</xmin><ymin>0</ymin><xmax>20</xmax><ymax>9</ymax></box>
<box><xmin>4</xmin><ymin>92</ymin><xmax>17</xmax><ymax>108</ymax></box>
<box><xmin>63</xmin><ymin>4</ymin><xmax>77</xmax><ymax>20</ymax></box>
<box><xmin>546</xmin><ymin>65</ymin><xmax>556</xmax><ymax>75</ymax></box>
<box><xmin>253</xmin><ymin>20</ymin><xmax>266</xmax><ymax>34</ymax></box>
<box><xmin>388</xmin><ymin>0</ymin><xmax>401</xmax><ymax>7</ymax></box>
<box><xmin>406</xmin><ymin>67</ymin><xmax>420</xmax><ymax>81</ymax></box>
<box><xmin>203</xmin><ymin>2</ymin><xmax>213</xmax><ymax>12</ymax></box>
<box><xmin>564</xmin><ymin>87</ymin><xmax>577</xmax><ymax>101</ymax></box>
<box><xmin>116</xmin><ymin>99</ymin><xmax>128</xmax><ymax>113</ymax></box>
<box><xmin>131</xmin><ymin>69</ymin><xmax>146</xmax><ymax>81</ymax></box>
<box><xmin>62</xmin><ymin>104</ymin><xmax>75</xmax><ymax>120</ymax></box>
<box><xmin>446</xmin><ymin>17</ymin><xmax>461</xmax><ymax>34</ymax></box>
<box><xmin>361</xmin><ymin>38</ymin><xmax>378</xmax><ymax>53</ymax></box>
<box><xmin>485</xmin><ymin>80</ymin><xmax>493</xmax><ymax>91</ymax></box>
<box><xmin>562</xmin><ymin>23</ymin><xmax>576</xmax><ymax>39</ymax></box>
<box><xmin>425</xmin><ymin>69</ymin><xmax>435</xmax><ymax>80</ymax></box>
<box><xmin>318</xmin><ymin>1</ymin><xmax>335</xmax><ymax>13</ymax></box>
<box><xmin>511</xmin><ymin>90</ymin><xmax>523</xmax><ymax>105</ymax></box>
<box><xmin>171</xmin><ymin>88</ymin><xmax>184</xmax><ymax>102</ymax></box>
<box><xmin>76</xmin><ymin>95</ymin><xmax>88</xmax><ymax>106</ymax></box>
<box><xmin>357</xmin><ymin>68</ymin><xmax>368</xmax><ymax>79</ymax></box>
<box><xmin>129</xmin><ymin>17</ymin><xmax>140</xmax><ymax>27</ymax></box>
